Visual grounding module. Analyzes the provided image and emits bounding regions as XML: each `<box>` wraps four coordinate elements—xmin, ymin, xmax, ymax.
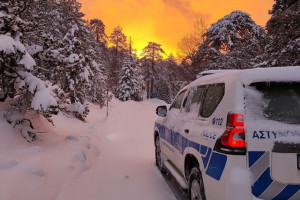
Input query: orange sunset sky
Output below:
<box><xmin>78</xmin><ymin>0</ymin><xmax>274</xmax><ymax>57</ymax></box>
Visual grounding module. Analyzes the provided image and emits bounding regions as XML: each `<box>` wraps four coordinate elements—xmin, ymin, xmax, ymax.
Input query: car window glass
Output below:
<box><xmin>200</xmin><ymin>84</ymin><xmax>225</xmax><ymax>118</ymax></box>
<box><xmin>252</xmin><ymin>82</ymin><xmax>300</xmax><ymax>124</ymax></box>
<box><xmin>170</xmin><ymin>90</ymin><xmax>186</xmax><ymax>110</ymax></box>
<box><xmin>185</xmin><ymin>86</ymin><xmax>206</xmax><ymax>113</ymax></box>
<box><xmin>182</xmin><ymin>91</ymin><xmax>190</xmax><ymax>109</ymax></box>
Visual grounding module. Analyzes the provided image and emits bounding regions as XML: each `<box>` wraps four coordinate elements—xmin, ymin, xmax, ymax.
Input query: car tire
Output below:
<box><xmin>188</xmin><ymin>167</ymin><xmax>206</xmax><ymax>200</ymax></box>
<box><xmin>155</xmin><ymin>136</ymin><xmax>166</xmax><ymax>173</ymax></box>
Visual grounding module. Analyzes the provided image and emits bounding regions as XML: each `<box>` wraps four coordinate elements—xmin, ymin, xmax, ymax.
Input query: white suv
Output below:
<box><xmin>154</xmin><ymin>67</ymin><xmax>300</xmax><ymax>200</ymax></box>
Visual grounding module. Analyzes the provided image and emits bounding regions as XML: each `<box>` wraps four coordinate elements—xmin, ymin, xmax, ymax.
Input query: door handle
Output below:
<box><xmin>184</xmin><ymin>129</ymin><xmax>189</xmax><ymax>134</ymax></box>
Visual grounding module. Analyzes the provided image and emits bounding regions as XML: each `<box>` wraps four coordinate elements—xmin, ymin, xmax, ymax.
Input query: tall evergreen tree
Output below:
<box><xmin>21</xmin><ymin>0</ymin><xmax>108</xmax><ymax>119</ymax></box>
<box><xmin>108</xmin><ymin>26</ymin><xmax>128</xmax><ymax>93</ymax></box>
<box><xmin>88</xmin><ymin>60</ymin><xmax>107</xmax><ymax>107</ymax></box>
<box><xmin>109</xmin><ymin>26</ymin><xmax>127</xmax><ymax>56</ymax></box>
<box><xmin>263</xmin><ymin>0</ymin><xmax>300</xmax><ymax>66</ymax></box>
<box><xmin>116</xmin><ymin>57</ymin><xmax>143</xmax><ymax>101</ymax></box>
<box><xmin>193</xmin><ymin>11</ymin><xmax>267</xmax><ymax>72</ymax></box>
<box><xmin>89</xmin><ymin>18</ymin><xmax>107</xmax><ymax>45</ymax></box>
<box><xmin>0</xmin><ymin>0</ymin><xmax>57</xmax><ymax>141</ymax></box>
<box><xmin>141</xmin><ymin>42</ymin><xmax>165</xmax><ymax>98</ymax></box>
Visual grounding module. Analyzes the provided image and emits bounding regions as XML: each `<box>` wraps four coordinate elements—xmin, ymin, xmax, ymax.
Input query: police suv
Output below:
<box><xmin>154</xmin><ymin>67</ymin><xmax>300</xmax><ymax>200</ymax></box>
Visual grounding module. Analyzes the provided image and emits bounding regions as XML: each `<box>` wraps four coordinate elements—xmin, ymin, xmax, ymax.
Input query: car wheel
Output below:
<box><xmin>155</xmin><ymin>136</ymin><xmax>166</xmax><ymax>173</ymax></box>
<box><xmin>188</xmin><ymin>167</ymin><xmax>206</xmax><ymax>200</ymax></box>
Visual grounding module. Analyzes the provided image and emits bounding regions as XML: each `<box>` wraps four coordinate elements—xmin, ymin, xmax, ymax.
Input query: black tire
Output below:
<box><xmin>155</xmin><ymin>136</ymin><xmax>166</xmax><ymax>173</ymax></box>
<box><xmin>188</xmin><ymin>167</ymin><xmax>206</xmax><ymax>200</ymax></box>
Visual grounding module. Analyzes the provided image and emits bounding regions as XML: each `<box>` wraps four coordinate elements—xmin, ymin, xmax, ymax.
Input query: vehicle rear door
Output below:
<box><xmin>245</xmin><ymin>82</ymin><xmax>300</xmax><ymax>200</ymax></box>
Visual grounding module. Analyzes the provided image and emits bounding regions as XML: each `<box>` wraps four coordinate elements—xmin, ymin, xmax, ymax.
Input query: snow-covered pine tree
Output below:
<box><xmin>0</xmin><ymin>0</ymin><xmax>58</xmax><ymax>141</ymax></box>
<box><xmin>262</xmin><ymin>0</ymin><xmax>300</xmax><ymax>66</ymax></box>
<box><xmin>84</xmin><ymin>21</ymin><xmax>109</xmax><ymax>108</ymax></box>
<box><xmin>88</xmin><ymin>59</ymin><xmax>107</xmax><ymax>107</ymax></box>
<box><xmin>131</xmin><ymin>58</ymin><xmax>144</xmax><ymax>101</ymax></box>
<box><xmin>53</xmin><ymin>23</ymin><xmax>91</xmax><ymax>121</ymax></box>
<box><xmin>193</xmin><ymin>11</ymin><xmax>267</xmax><ymax>71</ymax></box>
<box><xmin>116</xmin><ymin>57</ymin><xmax>143</xmax><ymax>101</ymax></box>
<box><xmin>21</xmin><ymin>0</ymin><xmax>108</xmax><ymax>120</ymax></box>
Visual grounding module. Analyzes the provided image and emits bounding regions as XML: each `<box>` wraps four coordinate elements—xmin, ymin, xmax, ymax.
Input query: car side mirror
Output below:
<box><xmin>156</xmin><ymin>106</ymin><xmax>167</xmax><ymax>117</ymax></box>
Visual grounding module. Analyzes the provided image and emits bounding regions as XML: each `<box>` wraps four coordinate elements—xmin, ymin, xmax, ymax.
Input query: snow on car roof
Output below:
<box><xmin>190</xmin><ymin>66</ymin><xmax>300</xmax><ymax>88</ymax></box>
<box><xmin>239</xmin><ymin>66</ymin><xmax>300</xmax><ymax>85</ymax></box>
<box><xmin>197</xmin><ymin>69</ymin><xmax>239</xmax><ymax>77</ymax></box>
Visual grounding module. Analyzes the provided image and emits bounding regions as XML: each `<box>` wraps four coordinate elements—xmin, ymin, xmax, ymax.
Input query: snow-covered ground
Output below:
<box><xmin>0</xmin><ymin>99</ymin><xmax>176</xmax><ymax>200</ymax></box>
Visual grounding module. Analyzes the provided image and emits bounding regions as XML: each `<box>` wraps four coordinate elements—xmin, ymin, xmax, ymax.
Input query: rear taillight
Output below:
<box><xmin>221</xmin><ymin>113</ymin><xmax>246</xmax><ymax>148</ymax></box>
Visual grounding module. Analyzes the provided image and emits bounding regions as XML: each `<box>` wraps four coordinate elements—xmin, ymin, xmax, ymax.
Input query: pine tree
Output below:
<box><xmin>89</xmin><ymin>18</ymin><xmax>107</xmax><ymax>45</ymax></box>
<box><xmin>0</xmin><ymin>0</ymin><xmax>57</xmax><ymax>141</ymax></box>
<box><xmin>21</xmin><ymin>0</ymin><xmax>108</xmax><ymax>120</ymax></box>
<box><xmin>116</xmin><ymin>57</ymin><xmax>143</xmax><ymax>101</ymax></box>
<box><xmin>193</xmin><ymin>11</ymin><xmax>267</xmax><ymax>71</ymax></box>
<box><xmin>263</xmin><ymin>0</ymin><xmax>300</xmax><ymax>66</ymax></box>
<box><xmin>109</xmin><ymin>26</ymin><xmax>128</xmax><ymax>56</ymax></box>
<box><xmin>88</xmin><ymin>60</ymin><xmax>107</xmax><ymax>107</ymax></box>
<box><xmin>141</xmin><ymin>42</ymin><xmax>165</xmax><ymax>98</ymax></box>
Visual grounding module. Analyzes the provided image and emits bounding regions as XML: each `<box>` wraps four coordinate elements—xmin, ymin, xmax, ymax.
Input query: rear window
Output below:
<box><xmin>251</xmin><ymin>82</ymin><xmax>300</xmax><ymax>124</ymax></box>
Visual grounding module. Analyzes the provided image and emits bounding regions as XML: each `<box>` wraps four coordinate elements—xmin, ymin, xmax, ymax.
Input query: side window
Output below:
<box><xmin>182</xmin><ymin>91</ymin><xmax>190</xmax><ymax>109</ymax></box>
<box><xmin>185</xmin><ymin>86</ymin><xmax>206</xmax><ymax>113</ymax></box>
<box><xmin>170</xmin><ymin>90</ymin><xmax>186</xmax><ymax>110</ymax></box>
<box><xmin>200</xmin><ymin>84</ymin><xmax>225</xmax><ymax>118</ymax></box>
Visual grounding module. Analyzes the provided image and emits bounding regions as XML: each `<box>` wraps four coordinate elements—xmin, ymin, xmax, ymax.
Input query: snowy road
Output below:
<box><xmin>55</xmin><ymin>100</ymin><xmax>176</xmax><ymax>200</ymax></box>
<box><xmin>0</xmin><ymin>99</ymin><xmax>177</xmax><ymax>200</ymax></box>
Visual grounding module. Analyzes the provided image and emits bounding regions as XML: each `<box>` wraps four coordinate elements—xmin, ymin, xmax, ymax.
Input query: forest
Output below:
<box><xmin>0</xmin><ymin>0</ymin><xmax>299</xmax><ymax>141</ymax></box>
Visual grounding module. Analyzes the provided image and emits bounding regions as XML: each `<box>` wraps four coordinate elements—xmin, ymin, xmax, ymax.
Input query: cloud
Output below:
<box><xmin>161</xmin><ymin>0</ymin><xmax>202</xmax><ymax>19</ymax></box>
<box><xmin>78</xmin><ymin>0</ymin><xmax>273</xmax><ymax>57</ymax></box>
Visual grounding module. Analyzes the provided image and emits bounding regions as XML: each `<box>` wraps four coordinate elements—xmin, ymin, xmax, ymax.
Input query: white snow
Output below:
<box><xmin>31</xmin><ymin>89</ymin><xmax>57</xmax><ymax>111</ymax></box>
<box><xmin>18</xmin><ymin>52</ymin><xmax>36</xmax><ymax>70</ymax></box>
<box><xmin>18</xmin><ymin>71</ymin><xmax>57</xmax><ymax>111</ymax></box>
<box><xmin>0</xmin><ymin>99</ymin><xmax>175</xmax><ymax>200</ymax></box>
<box><xmin>239</xmin><ymin>66</ymin><xmax>300</xmax><ymax>85</ymax></box>
<box><xmin>68</xmin><ymin>53</ymin><xmax>79</xmax><ymax>63</ymax></box>
<box><xmin>65</xmin><ymin>102</ymin><xmax>86</xmax><ymax>114</ymax></box>
<box><xmin>26</xmin><ymin>44</ymin><xmax>43</xmax><ymax>55</ymax></box>
<box><xmin>191</xmin><ymin>66</ymin><xmax>300</xmax><ymax>88</ymax></box>
<box><xmin>0</xmin><ymin>10</ymin><xmax>7</xmax><ymax>18</ymax></box>
<box><xmin>80</xmin><ymin>67</ymin><xmax>90</xmax><ymax>82</ymax></box>
<box><xmin>0</xmin><ymin>35</ymin><xmax>36</xmax><ymax>70</ymax></box>
<box><xmin>0</xmin><ymin>35</ymin><xmax>21</xmax><ymax>54</ymax></box>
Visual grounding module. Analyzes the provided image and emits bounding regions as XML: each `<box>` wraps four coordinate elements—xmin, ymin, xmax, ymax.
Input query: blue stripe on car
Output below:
<box><xmin>252</xmin><ymin>168</ymin><xmax>273</xmax><ymax>197</ymax></box>
<box><xmin>155</xmin><ymin>122</ymin><xmax>227</xmax><ymax>181</ymax></box>
<box><xmin>201</xmin><ymin>147</ymin><xmax>212</xmax><ymax>169</ymax></box>
<box><xmin>248</xmin><ymin>151</ymin><xmax>300</xmax><ymax>200</ymax></box>
<box><xmin>206</xmin><ymin>152</ymin><xmax>228</xmax><ymax>181</ymax></box>
<box><xmin>248</xmin><ymin>151</ymin><xmax>265</xmax><ymax>168</ymax></box>
<box><xmin>273</xmin><ymin>185</ymin><xmax>300</xmax><ymax>200</ymax></box>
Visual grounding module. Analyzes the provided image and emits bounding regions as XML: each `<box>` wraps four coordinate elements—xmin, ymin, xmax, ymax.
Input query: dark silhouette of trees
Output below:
<box><xmin>141</xmin><ymin>42</ymin><xmax>165</xmax><ymax>98</ymax></box>
<box><xmin>107</xmin><ymin>26</ymin><xmax>128</xmax><ymax>93</ymax></box>
<box><xmin>109</xmin><ymin>26</ymin><xmax>127</xmax><ymax>56</ymax></box>
<box><xmin>89</xmin><ymin>18</ymin><xmax>107</xmax><ymax>45</ymax></box>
